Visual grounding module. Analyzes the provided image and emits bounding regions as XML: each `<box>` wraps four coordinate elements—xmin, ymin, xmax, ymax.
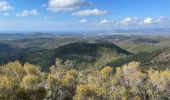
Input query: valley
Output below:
<box><xmin>0</xmin><ymin>33</ymin><xmax>170</xmax><ymax>71</ymax></box>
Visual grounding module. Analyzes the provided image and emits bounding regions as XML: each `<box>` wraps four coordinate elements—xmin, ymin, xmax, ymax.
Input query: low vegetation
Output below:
<box><xmin>0</xmin><ymin>61</ymin><xmax>169</xmax><ymax>100</ymax></box>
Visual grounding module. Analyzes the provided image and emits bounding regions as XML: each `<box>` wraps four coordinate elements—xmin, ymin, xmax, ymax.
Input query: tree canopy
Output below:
<box><xmin>0</xmin><ymin>61</ymin><xmax>169</xmax><ymax>100</ymax></box>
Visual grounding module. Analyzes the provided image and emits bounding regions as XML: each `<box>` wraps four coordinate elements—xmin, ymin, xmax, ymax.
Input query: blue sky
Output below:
<box><xmin>0</xmin><ymin>0</ymin><xmax>170</xmax><ymax>31</ymax></box>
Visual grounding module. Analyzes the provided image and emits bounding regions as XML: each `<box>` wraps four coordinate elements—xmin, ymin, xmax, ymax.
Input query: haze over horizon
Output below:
<box><xmin>0</xmin><ymin>0</ymin><xmax>170</xmax><ymax>31</ymax></box>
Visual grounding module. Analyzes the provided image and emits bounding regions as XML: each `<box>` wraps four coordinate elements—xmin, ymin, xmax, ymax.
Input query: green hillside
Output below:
<box><xmin>53</xmin><ymin>42</ymin><xmax>131</xmax><ymax>70</ymax></box>
<box><xmin>0</xmin><ymin>42</ymin><xmax>131</xmax><ymax>71</ymax></box>
<box><xmin>116</xmin><ymin>37</ymin><xmax>170</xmax><ymax>53</ymax></box>
<box><xmin>107</xmin><ymin>47</ymin><xmax>170</xmax><ymax>70</ymax></box>
<box><xmin>1</xmin><ymin>34</ymin><xmax>170</xmax><ymax>71</ymax></box>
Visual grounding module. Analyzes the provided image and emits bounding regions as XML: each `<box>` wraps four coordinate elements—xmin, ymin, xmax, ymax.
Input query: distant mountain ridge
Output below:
<box><xmin>114</xmin><ymin>28</ymin><xmax>170</xmax><ymax>35</ymax></box>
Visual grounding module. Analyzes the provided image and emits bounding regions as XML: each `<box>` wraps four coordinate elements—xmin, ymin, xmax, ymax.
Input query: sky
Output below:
<box><xmin>0</xmin><ymin>0</ymin><xmax>170</xmax><ymax>31</ymax></box>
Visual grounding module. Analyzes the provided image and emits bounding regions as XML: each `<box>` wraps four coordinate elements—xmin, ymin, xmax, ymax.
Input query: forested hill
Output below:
<box><xmin>53</xmin><ymin>42</ymin><xmax>131</xmax><ymax>70</ymax></box>
<box><xmin>0</xmin><ymin>42</ymin><xmax>131</xmax><ymax>71</ymax></box>
<box><xmin>107</xmin><ymin>47</ymin><xmax>170</xmax><ymax>70</ymax></box>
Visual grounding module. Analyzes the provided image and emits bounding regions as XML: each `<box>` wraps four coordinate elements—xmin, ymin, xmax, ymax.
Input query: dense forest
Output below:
<box><xmin>0</xmin><ymin>61</ymin><xmax>169</xmax><ymax>100</ymax></box>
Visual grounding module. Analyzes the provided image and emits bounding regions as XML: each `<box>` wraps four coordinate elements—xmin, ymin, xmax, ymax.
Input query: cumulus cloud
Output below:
<box><xmin>97</xmin><ymin>16</ymin><xmax>170</xmax><ymax>29</ymax></box>
<box><xmin>0</xmin><ymin>1</ymin><xmax>14</xmax><ymax>11</ymax></box>
<box><xmin>142</xmin><ymin>17</ymin><xmax>170</xmax><ymax>26</ymax></box>
<box><xmin>143</xmin><ymin>17</ymin><xmax>154</xmax><ymax>25</ymax></box>
<box><xmin>47</xmin><ymin>0</ymin><xmax>88</xmax><ymax>12</ymax></box>
<box><xmin>99</xmin><ymin>17</ymin><xmax>140</xmax><ymax>26</ymax></box>
<box><xmin>16</xmin><ymin>10</ymin><xmax>38</xmax><ymax>17</ymax></box>
<box><xmin>121</xmin><ymin>17</ymin><xmax>132</xmax><ymax>25</ymax></box>
<box><xmin>142</xmin><ymin>17</ymin><xmax>170</xmax><ymax>25</ymax></box>
<box><xmin>72</xmin><ymin>9</ymin><xmax>108</xmax><ymax>16</ymax></box>
<box><xmin>79</xmin><ymin>19</ymin><xmax>87</xmax><ymax>23</ymax></box>
<box><xmin>120</xmin><ymin>17</ymin><xmax>139</xmax><ymax>25</ymax></box>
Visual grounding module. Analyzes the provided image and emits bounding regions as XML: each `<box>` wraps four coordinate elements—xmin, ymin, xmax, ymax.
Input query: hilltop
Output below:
<box><xmin>53</xmin><ymin>42</ymin><xmax>131</xmax><ymax>70</ymax></box>
<box><xmin>0</xmin><ymin>41</ymin><xmax>131</xmax><ymax>71</ymax></box>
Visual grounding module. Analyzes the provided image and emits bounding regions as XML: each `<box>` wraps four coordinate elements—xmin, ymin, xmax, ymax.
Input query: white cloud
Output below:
<box><xmin>79</xmin><ymin>19</ymin><xmax>87</xmax><ymax>23</ymax></box>
<box><xmin>72</xmin><ymin>9</ymin><xmax>108</xmax><ymax>16</ymax></box>
<box><xmin>47</xmin><ymin>0</ymin><xmax>87</xmax><ymax>12</ymax></box>
<box><xmin>141</xmin><ymin>17</ymin><xmax>170</xmax><ymax>25</ymax></box>
<box><xmin>0</xmin><ymin>1</ymin><xmax>14</xmax><ymax>11</ymax></box>
<box><xmin>2</xmin><ymin>12</ymin><xmax>9</xmax><ymax>16</ymax></box>
<box><xmin>143</xmin><ymin>17</ymin><xmax>154</xmax><ymax>25</ymax></box>
<box><xmin>121</xmin><ymin>17</ymin><xmax>132</xmax><ymax>25</ymax></box>
<box><xmin>120</xmin><ymin>17</ymin><xmax>139</xmax><ymax>25</ymax></box>
<box><xmin>155</xmin><ymin>16</ymin><xmax>170</xmax><ymax>24</ymax></box>
<box><xmin>16</xmin><ymin>10</ymin><xmax>38</xmax><ymax>17</ymax></box>
<box><xmin>97</xmin><ymin>17</ymin><xmax>170</xmax><ymax>28</ymax></box>
<box><xmin>100</xmin><ymin>19</ymin><xmax>113</xmax><ymax>24</ymax></box>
